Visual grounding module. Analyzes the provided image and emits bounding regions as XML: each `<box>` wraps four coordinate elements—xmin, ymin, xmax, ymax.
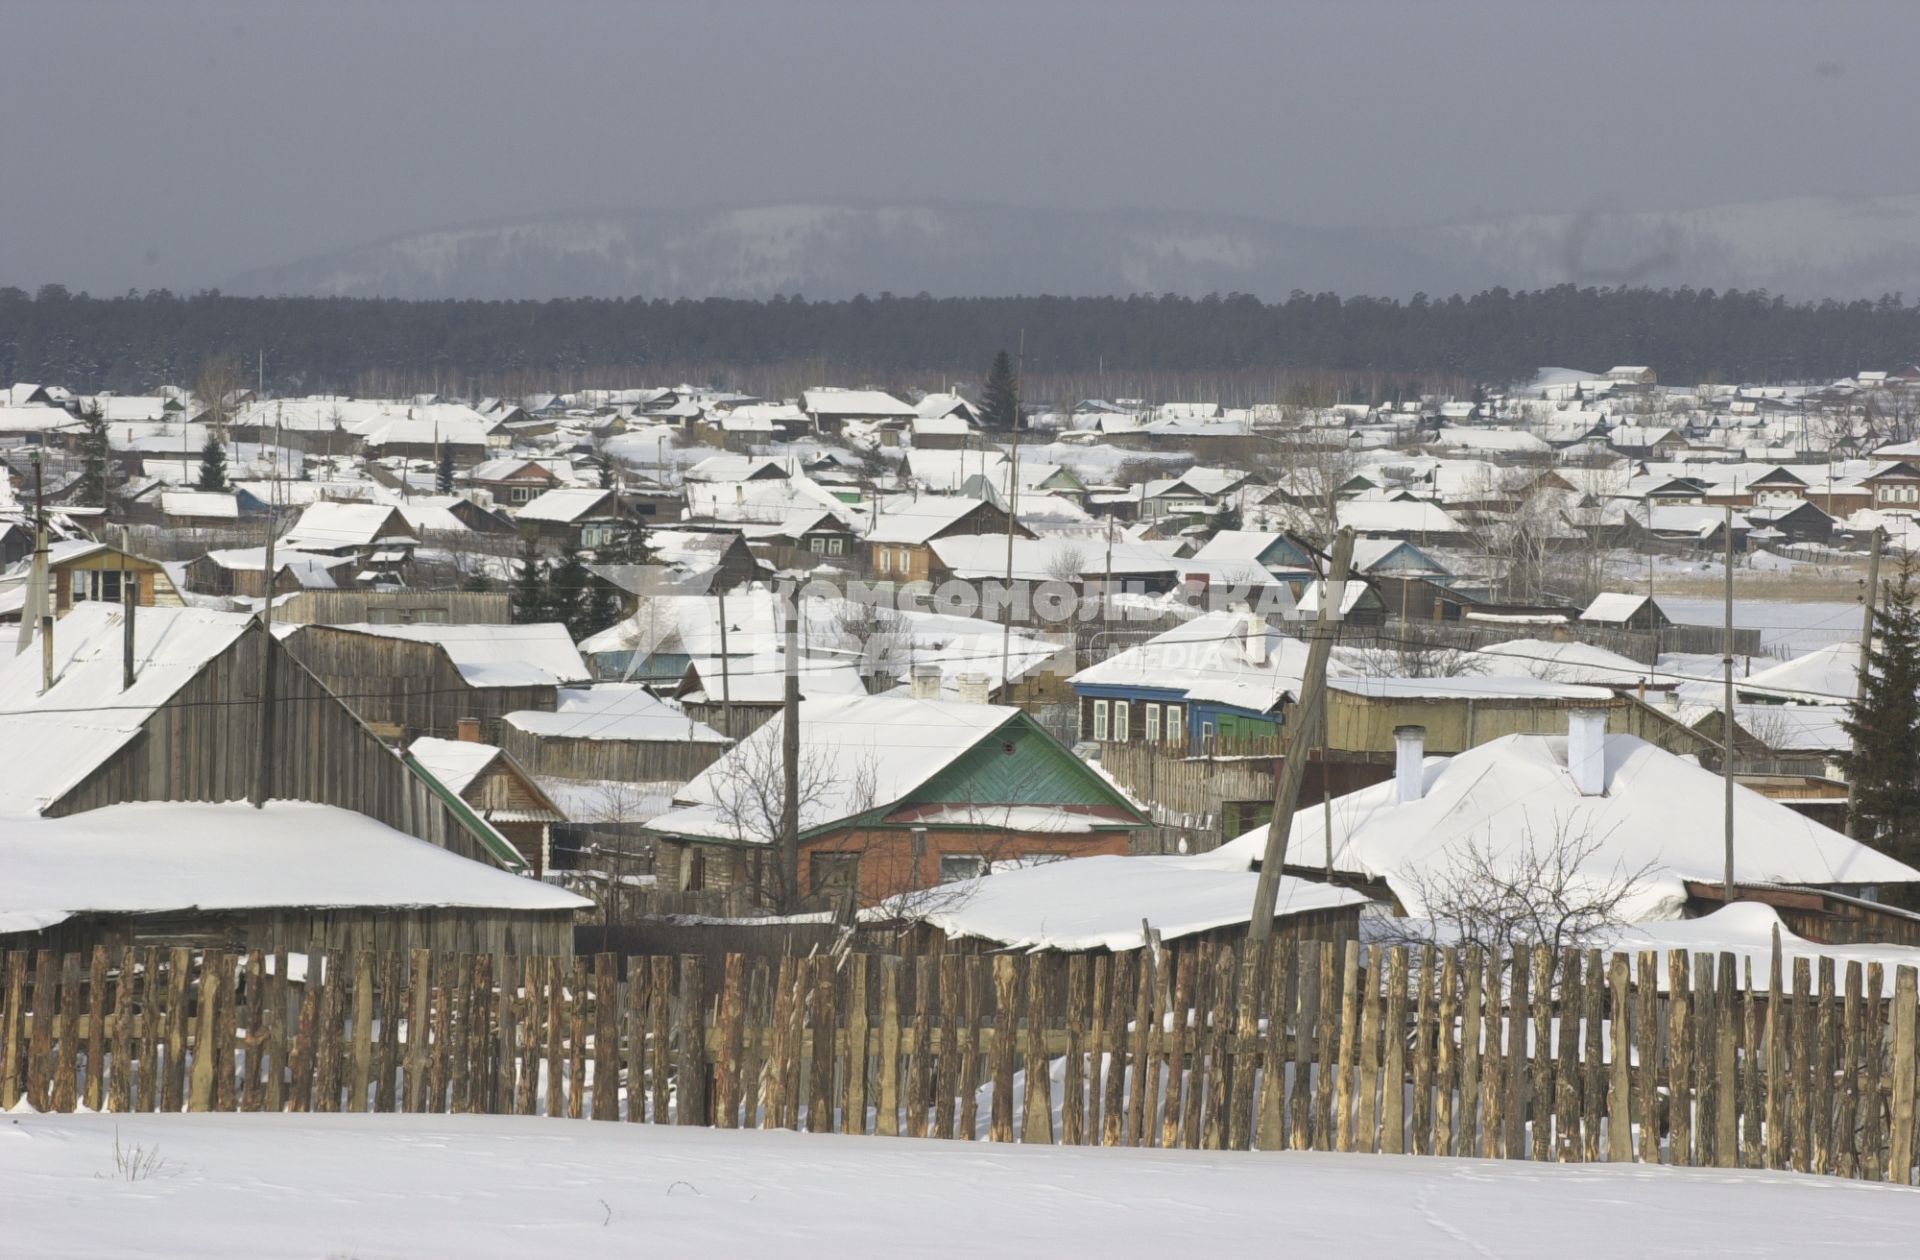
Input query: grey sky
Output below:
<box><xmin>2</xmin><ymin>0</ymin><xmax>1912</xmax><ymax>294</ymax></box>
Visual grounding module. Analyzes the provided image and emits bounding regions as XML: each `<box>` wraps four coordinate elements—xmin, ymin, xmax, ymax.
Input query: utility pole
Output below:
<box><xmin>780</xmin><ymin>595</ymin><xmax>801</xmax><ymax>912</ymax></box>
<box><xmin>1846</xmin><ymin>527</ymin><xmax>1884</xmax><ymax>838</ymax></box>
<box><xmin>1721</xmin><ymin>504</ymin><xmax>1735</xmax><ymax>901</ymax></box>
<box><xmin>999</xmin><ymin>331</ymin><xmax>1024</xmax><ymax>693</ymax></box>
<box><xmin>1248</xmin><ymin>527</ymin><xmax>1354</xmax><ymax>945</ymax></box>
<box><xmin>716</xmin><ymin>585</ymin><xmax>735</xmax><ymax>741</ymax></box>
<box><xmin>31</xmin><ymin>455</ymin><xmax>52</xmax><ymax>693</ymax></box>
<box><xmin>121</xmin><ymin>573</ymin><xmax>137</xmax><ymax>691</ymax></box>
<box><xmin>250</xmin><ymin>501</ymin><xmax>281</xmax><ymax>809</ymax></box>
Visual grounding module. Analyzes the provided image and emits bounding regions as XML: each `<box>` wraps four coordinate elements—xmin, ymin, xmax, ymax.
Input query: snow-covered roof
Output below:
<box><xmin>0</xmin><ymin>800</ymin><xmax>585</xmax><ymax>933</ymax></box>
<box><xmin>406</xmin><ymin>736</ymin><xmax>502</xmax><ymax>797</ymax></box>
<box><xmin>1191</xmin><ymin>529</ymin><xmax>1312</xmax><ymax>566</ymax></box>
<box><xmin>652</xmin><ymin>694</ymin><xmax>1029</xmax><ymax>842</ymax></box>
<box><xmin>1738</xmin><ymin>642</ymin><xmax>1858</xmax><ymax>702</ymax></box>
<box><xmin>280</xmin><ymin>501</ymin><xmax>411</xmax><ymax>550</ymax></box>
<box><xmin>929</xmin><ymin>534</ymin><xmax>1179</xmax><ymax>582</ymax></box>
<box><xmin>679</xmin><ymin>652</ymin><xmax>868</xmax><ymax>706</ymax></box>
<box><xmin>515</xmin><ymin>486</ymin><xmax>613</xmax><ymax>523</ymax></box>
<box><xmin>1200</xmin><ymin>732</ymin><xmax>1920</xmax><ymax>920</ymax></box>
<box><xmin>1475</xmin><ymin>638</ymin><xmax>1656</xmax><ymax>685</ymax></box>
<box><xmin>866</xmin><ymin>495</ymin><xmax>993</xmax><ymax>545</ymax></box>
<box><xmin>160</xmin><ymin>490</ymin><xmax>239</xmax><ymax>519</ymax></box>
<box><xmin>1336</xmin><ymin>500</ymin><xmax>1466</xmax><ymax>535</ymax></box>
<box><xmin>887</xmin><ymin>854</ymin><xmax>1369</xmax><ymax>952</ymax></box>
<box><xmin>504</xmin><ymin>685</ymin><xmax>729</xmax><ymax>743</ymax></box>
<box><xmin>1581</xmin><ymin>592</ymin><xmax>1660</xmax><ymax>623</ymax></box>
<box><xmin>803</xmin><ymin>388</ymin><xmax>916</xmax><ymax>418</ymax></box>
<box><xmin>0</xmin><ymin>605</ymin><xmax>254</xmax><ymax>817</ymax></box>
<box><xmin>1073</xmin><ymin>610</ymin><xmax>1328</xmax><ymax>712</ymax></box>
<box><xmin>323</xmin><ymin>622</ymin><xmax>590</xmax><ymax>688</ymax></box>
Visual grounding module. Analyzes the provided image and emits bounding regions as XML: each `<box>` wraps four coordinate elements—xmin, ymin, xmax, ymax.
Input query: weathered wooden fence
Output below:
<box><xmin>4</xmin><ymin>940</ymin><xmax>1918</xmax><ymax>1183</ymax></box>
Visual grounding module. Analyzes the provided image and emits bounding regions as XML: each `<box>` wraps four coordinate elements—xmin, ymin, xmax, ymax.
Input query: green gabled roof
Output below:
<box><xmin>823</xmin><ymin>710</ymin><xmax>1147</xmax><ymax>833</ymax></box>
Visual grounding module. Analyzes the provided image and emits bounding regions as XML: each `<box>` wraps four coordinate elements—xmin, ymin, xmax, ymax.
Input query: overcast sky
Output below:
<box><xmin>2</xmin><ymin>0</ymin><xmax>1912</xmax><ymax>294</ymax></box>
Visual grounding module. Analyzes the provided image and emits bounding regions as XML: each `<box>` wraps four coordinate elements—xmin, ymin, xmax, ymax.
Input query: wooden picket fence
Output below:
<box><xmin>3</xmin><ymin>939</ymin><xmax>1918</xmax><ymax>1183</ymax></box>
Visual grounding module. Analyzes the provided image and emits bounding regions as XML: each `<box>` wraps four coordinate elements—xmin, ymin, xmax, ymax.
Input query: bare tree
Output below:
<box><xmin>193</xmin><ymin>354</ymin><xmax>245</xmax><ymax>438</ymax></box>
<box><xmin>705</xmin><ymin>734</ymin><xmax>879</xmax><ymax>913</ymax></box>
<box><xmin>1380</xmin><ymin>817</ymin><xmax>1656</xmax><ymax>971</ymax></box>
<box><xmin>1345</xmin><ymin>627</ymin><xmax>1485</xmax><ymax>679</ymax></box>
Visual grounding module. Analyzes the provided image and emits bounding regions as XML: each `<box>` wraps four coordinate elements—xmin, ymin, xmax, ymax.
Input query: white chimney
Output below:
<box><xmin>1244</xmin><ymin>608</ymin><xmax>1267</xmax><ymax>666</ymax></box>
<box><xmin>956</xmin><ymin>672</ymin><xmax>991</xmax><ymax>705</ymax></box>
<box><xmin>1393</xmin><ymin>725</ymin><xmax>1426</xmax><ymax>804</ymax></box>
<box><xmin>910</xmin><ymin>662</ymin><xmax>943</xmax><ymax>701</ymax></box>
<box><xmin>1566</xmin><ymin>709</ymin><xmax>1608</xmax><ymax>796</ymax></box>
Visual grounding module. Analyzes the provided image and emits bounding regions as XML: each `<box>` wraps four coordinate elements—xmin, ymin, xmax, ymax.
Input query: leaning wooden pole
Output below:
<box><xmin>1247</xmin><ymin>527</ymin><xmax>1354</xmax><ymax>945</ymax></box>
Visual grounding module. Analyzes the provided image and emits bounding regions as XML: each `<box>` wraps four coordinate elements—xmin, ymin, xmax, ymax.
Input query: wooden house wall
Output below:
<box><xmin>283</xmin><ymin>625</ymin><xmax>557</xmax><ymax>742</ymax></box>
<box><xmin>1324</xmin><ymin>691</ymin><xmax>1711</xmax><ymax>758</ymax></box>
<box><xmin>498</xmin><ymin>727</ymin><xmax>730</xmax><ymax>784</ymax></box>
<box><xmin>49</xmin><ymin>631</ymin><xmax>505</xmax><ymax>868</ymax></box>
<box><xmin>274</xmin><ymin>590</ymin><xmax>512</xmax><ymax>626</ymax></box>
<box><xmin>3</xmin><ymin>906</ymin><xmax>576</xmax><ymax>959</ymax></box>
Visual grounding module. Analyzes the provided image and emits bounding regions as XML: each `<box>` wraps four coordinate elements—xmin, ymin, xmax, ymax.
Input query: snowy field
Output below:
<box><xmin>1659</xmin><ymin>595</ymin><xmax>1863</xmax><ymax>655</ymax></box>
<box><xmin>5</xmin><ymin>1113</ymin><xmax>1918</xmax><ymax>1258</ymax></box>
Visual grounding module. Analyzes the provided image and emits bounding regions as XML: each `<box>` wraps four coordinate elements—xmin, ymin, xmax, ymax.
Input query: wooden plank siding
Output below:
<box><xmin>49</xmin><ymin>624</ymin><xmax>511</xmax><ymax>871</ymax></box>
<box><xmin>498</xmin><ymin>726</ymin><xmax>728</xmax><ymax>785</ymax></box>
<box><xmin>284</xmin><ymin>625</ymin><xmax>557</xmax><ymax>743</ymax></box>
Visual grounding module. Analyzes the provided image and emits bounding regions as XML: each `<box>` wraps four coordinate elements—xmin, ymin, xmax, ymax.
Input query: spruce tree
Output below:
<box><xmin>77</xmin><ymin>404</ymin><xmax>112</xmax><ymax>508</ymax></box>
<box><xmin>197</xmin><ymin>432</ymin><xmax>229</xmax><ymax>491</ymax></box>
<box><xmin>1838</xmin><ymin>551</ymin><xmax>1920</xmax><ymax>897</ymax></box>
<box><xmin>435</xmin><ymin>445</ymin><xmax>455</xmax><ymax>494</ymax></box>
<box><xmin>510</xmin><ymin>538</ymin><xmax>550</xmax><ymax>624</ymax></box>
<box><xmin>547</xmin><ymin>539</ymin><xmax>590</xmax><ymax>638</ymax></box>
<box><xmin>980</xmin><ymin>349</ymin><xmax>1018</xmax><ymax>431</ymax></box>
<box><xmin>583</xmin><ymin>570</ymin><xmax>619</xmax><ymax>636</ymax></box>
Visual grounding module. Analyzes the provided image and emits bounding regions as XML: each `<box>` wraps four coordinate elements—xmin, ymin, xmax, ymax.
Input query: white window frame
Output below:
<box><xmin>1113</xmin><ymin>700</ymin><xmax>1130</xmax><ymax>742</ymax></box>
<box><xmin>1164</xmin><ymin>705</ymin><xmax>1182</xmax><ymax>743</ymax></box>
<box><xmin>1145</xmin><ymin>703</ymin><xmax>1160</xmax><ymax>742</ymax></box>
<box><xmin>877</xmin><ymin>547</ymin><xmax>891</xmax><ymax>574</ymax></box>
<box><xmin>1093</xmin><ymin>699</ymin><xmax>1110</xmax><ymax>742</ymax></box>
<box><xmin>828</xmin><ymin>536</ymin><xmax>844</xmax><ymax>556</ymax></box>
<box><xmin>73</xmin><ymin>569</ymin><xmax>125</xmax><ymax>603</ymax></box>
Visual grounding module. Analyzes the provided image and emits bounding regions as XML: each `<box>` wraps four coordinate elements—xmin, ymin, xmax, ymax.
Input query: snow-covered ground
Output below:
<box><xmin>4</xmin><ymin>1113</ymin><xmax>1915</xmax><ymax>1258</ymax></box>
<box><xmin>1659</xmin><ymin>596</ymin><xmax>1863</xmax><ymax>655</ymax></box>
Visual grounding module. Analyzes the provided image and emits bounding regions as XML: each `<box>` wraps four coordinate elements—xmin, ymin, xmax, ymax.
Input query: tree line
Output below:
<box><xmin>3</xmin><ymin>283</ymin><xmax>1917</xmax><ymax>396</ymax></box>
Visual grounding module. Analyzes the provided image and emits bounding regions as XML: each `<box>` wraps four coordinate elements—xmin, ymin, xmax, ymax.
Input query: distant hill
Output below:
<box><xmin>223</xmin><ymin>195</ymin><xmax>1920</xmax><ymax>302</ymax></box>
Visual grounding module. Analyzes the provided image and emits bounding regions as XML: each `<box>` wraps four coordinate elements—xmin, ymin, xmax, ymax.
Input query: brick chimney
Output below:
<box><xmin>456</xmin><ymin>717</ymin><xmax>483</xmax><ymax>743</ymax></box>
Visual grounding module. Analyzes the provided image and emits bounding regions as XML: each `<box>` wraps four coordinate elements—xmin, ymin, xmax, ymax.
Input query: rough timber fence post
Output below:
<box><xmin>1410</xmin><ymin>944</ymin><xmax>1433</xmax><ymax>1157</ymax></box>
<box><xmin>1022</xmin><ymin>954</ymin><xmax>1054</xmax><ymax>1145</ymax></box>
<box><xmin>187</xmin><ymin>951</ymin><xmax>222</xmax><ymax>1113</ymax></box>
<box><xmin>714</xmin><ymin>953</ymin><xmax>744</xmax><ymax>1129</ymax></box>
<box><xmin>1892</xmin><ymin>965</ymin><xmax>1917</xmax><ymax>1185</ymax></box>
<box><xmin>909</xmin><ymin>955</ymin><xmax>934</xmax><ymax>1141</ymax></box>
<box><xmin>936</xmin><ymin>953</ymin><xmax>962</xmax><ymax>1140</ymax></box>
<box><xmin>1608</xmin><ymin>954</ymin><xmax>1632</xmax><ymax>1163</ymax></box>
<box><xmin>53</xmin><ymin>952</ymin><xmax>81</xmax><ymax>1114</ymax></box>
<box><xmin>882</xmin><ymin>955</ymin><xmax>907</xmax><ymax>1138</ymax></box>
<box><xmin>811</xmin><ymin>956</ymin><xmax>839</xmax><ymax>1135</ymax></box>
<box><xmin>593</xmin><ymin>953</ymin><xmax>619</xmax><ymax>1122</ymax></box>
<box><xmin>843</xmin><ymin>954</ymin><xmax>870</xmax><ymax>1136</ymax></box>
<box><xmin>0</xmin><ymin>952</ymin><xmax>24</xmax><ymax>1112</ymax></box>
<box><xmin>349</xmin><ymin>951</ymin><xmax>374</xmax><ymax>1113</ymax></box>
<box><xmin>988</xmin><ymin>956</ymin><xmax>1015</xmax><ymax>1142</ymax></box>
<box><xmin>1063</xmin><ymin>956</ymin><xmax>1087</xmax><ymax>1147</ymax></box>
<box><xmin>675</xmin><ymin>955</ymin><xmax>707</xmax><ymax>1126</ymax></box>
<box><xmin>84</xmin><ymin>945</ymin><xmax>109</xmax><ymax>1113</ymax></box>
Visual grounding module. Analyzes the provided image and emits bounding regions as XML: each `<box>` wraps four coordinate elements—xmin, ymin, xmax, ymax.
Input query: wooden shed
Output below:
<box><xmin>284</xmin><ymin>621</ymin><xmax>591</xmax><ymax>743</ymax></box>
